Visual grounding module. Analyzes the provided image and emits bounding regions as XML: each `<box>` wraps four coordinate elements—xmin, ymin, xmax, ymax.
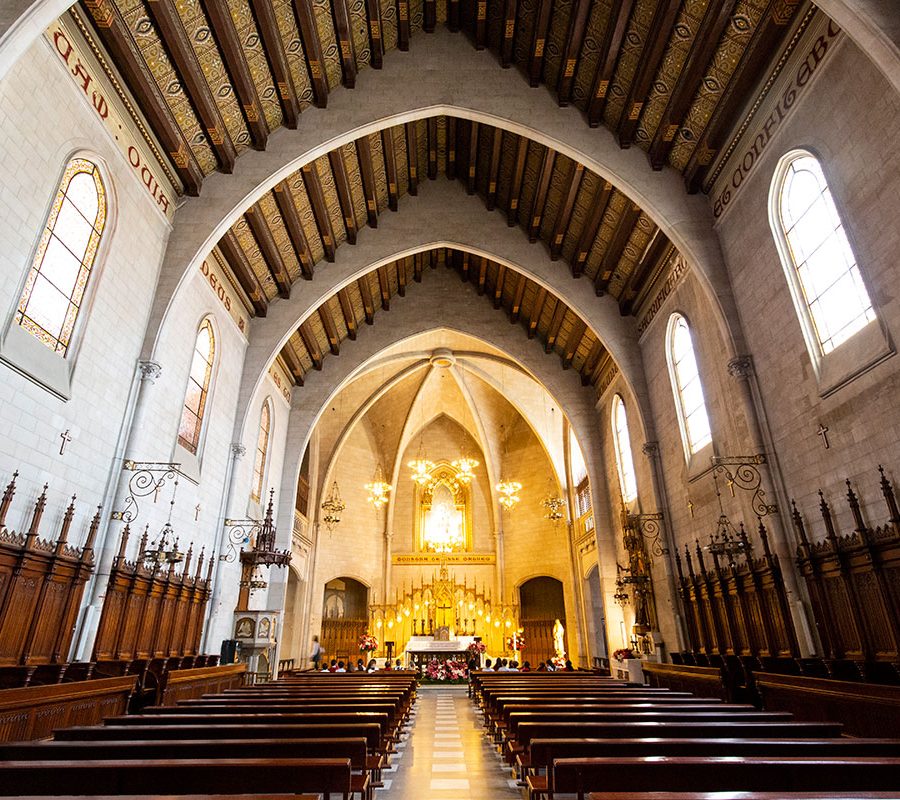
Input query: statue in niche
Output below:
<box><xmin>553</xmin><ymin>618</ymin><xmax>566</xmax><ymax>658</ymax></box>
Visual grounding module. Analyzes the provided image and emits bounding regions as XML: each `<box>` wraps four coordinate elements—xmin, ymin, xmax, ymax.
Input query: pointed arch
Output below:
<box><xmin>611</xmin><ymin>394</ymin><xmax>638</xmax><ymax>504</ymax></box>
<box><xmin>666</xmin><ymin>313</ymin><xmax>712</xmax><ymax>461</ymax></box>
<box><xmin>251</xmin><ymin>397</ymin><xmax>274</xmax><ymax>503</ymax></box>
<box><xmin>177</xmin><ymin>317</ymin><xmax>216</xmax><ymax>455</ymax></box>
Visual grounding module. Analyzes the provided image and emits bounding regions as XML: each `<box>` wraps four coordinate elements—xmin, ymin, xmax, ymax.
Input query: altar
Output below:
<box><xmin>404</xmin><ymin>634</ymin><xmax>477</xmax><ymax>668</ymax></box>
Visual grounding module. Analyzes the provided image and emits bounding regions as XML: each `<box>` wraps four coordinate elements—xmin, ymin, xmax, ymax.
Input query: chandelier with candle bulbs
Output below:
<box><xmin>365</xmin><ymin>464</ymin><xmax>392</xmax><ymax>509</ymax></box>
<box><xmin>320</xmin><ymin>481</ymin><xmax>346</xmax><ymax>531</ymax></box>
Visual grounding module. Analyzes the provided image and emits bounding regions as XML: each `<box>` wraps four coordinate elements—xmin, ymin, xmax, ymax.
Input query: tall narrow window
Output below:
<box><xmin>666</xmin><ymin>313</ymin><xmax>712</xmax><ymax>458</ymax></box>
<box><xmin>16</xmin><ymin>158</ymin><xmax>107</xmax><ymax>355</ymax></box>
<box><xmin>771</xmin><ymin>151</ymin><xmax>876</xmax><ymax>356</ymax></box>
<box><xmin>611</xmin><ymin>394</ymin><xmax>638</xmax><ymax>503</ymax></box>
<box><xmin>178</xmin><ymin>320</ymin><xmax>215</xmax><ymax>455</ymax></box>
<box><xmin>251</xmin><ymin>399</ymin><xmax>272</xmax><ymax>502</ymax></box>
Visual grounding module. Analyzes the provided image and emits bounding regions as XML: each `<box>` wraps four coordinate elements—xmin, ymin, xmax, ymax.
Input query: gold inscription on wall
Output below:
<box><xmin>392</xmin><ymin>553</ymin><xmax>496</xmax><ymax>565</ymax></box>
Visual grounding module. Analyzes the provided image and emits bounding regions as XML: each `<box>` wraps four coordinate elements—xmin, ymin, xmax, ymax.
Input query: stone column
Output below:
<box><xmin>383</xmin><ymin>529</ymin><xmax>394</xmax><ymax>605</ymax></box>
<box><xmin>727</xmin><ymin>355</ymin><xmax>814</xmax><ymax>655</ymax></box>
<box><xmin>563</xmin><ymin>421</ymin><xmax>590</xmax><ymax>666</ymax></box>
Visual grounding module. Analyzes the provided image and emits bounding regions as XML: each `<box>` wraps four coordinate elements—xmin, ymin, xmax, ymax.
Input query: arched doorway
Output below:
<box><xmin>321</xmin><ymin>578</ymin><xmax>369</xmax><ymax>663</ymax></box>
<box><xmin>519</xmin><ymin>577</ymin><xmax>567</xmax><ymax>665</ymax></box>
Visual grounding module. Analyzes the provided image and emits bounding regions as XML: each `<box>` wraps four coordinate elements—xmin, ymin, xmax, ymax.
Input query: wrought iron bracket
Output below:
<box><xmin>111</xmin><ymin>461</ymin><xmax>183</xmax><ymax>523</ymax></box>
<box><xmin>220</xmin><ymin>518</ymin><xmax>261</xmax><ymax>563</ymax></box>
<box><xmin>711</xmin><ymin>454</ymin><xmax>777</xmax><ymax>518</ymax></box>
<box><xmin>626</xmin><ymin>512</ymin><xmax>667</xmax><ymax>557</ymax></box>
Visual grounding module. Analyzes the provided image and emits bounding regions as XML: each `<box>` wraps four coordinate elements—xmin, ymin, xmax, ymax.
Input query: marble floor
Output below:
<box><xmin>381</xmin><ymin>686</ymin><xmax>523</xmax><ymax>799</ymax></box>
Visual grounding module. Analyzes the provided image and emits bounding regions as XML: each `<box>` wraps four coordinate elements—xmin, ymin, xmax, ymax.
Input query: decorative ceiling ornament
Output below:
<box><xmin>320</xmin><ymin>480</ymin><xmax>346</xmax><ymax>531</ymax></box>
<box><xmin>451</xmin><ymin>455</ymin><xmax>479</xmax><ymax>485</ymax></box>
<box><xmin>407</xmin><ymin>439</ymin><xmax>436</xmax><ymax>487</ymax></box>
<box><xmin>365</xmin><ymin>464</ymin><xmax>392</xmax><ymax>510</ymax></box>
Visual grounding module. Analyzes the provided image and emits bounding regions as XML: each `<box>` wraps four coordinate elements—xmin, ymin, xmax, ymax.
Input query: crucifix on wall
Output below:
<box><xmin>816</xmin><ymin>423</ymin><xmax>830</xmax><ymax>449</ymax></box>
<box><xmin>59</xmin><ymin>429</ymin><xmax>72</xmax><ymax>455</ymax></box>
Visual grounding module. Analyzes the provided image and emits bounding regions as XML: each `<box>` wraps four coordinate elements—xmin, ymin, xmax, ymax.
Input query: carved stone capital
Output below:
<box><xmin>231</xmin><ymin>443</ymin><xmax>247</xmax><ymax>459</ymax></box>
<box><xmin>641</xmin><ymin>441</ymin><xmax>659</xmax><ymax>457</ymax></box>
<box><xmin>138</xmin><ymin>360</ymin><xmax>162</xmax><ymax>383</ymax></box>
<box><xmin>727</xmin><ymin>355</ymin><xmax>755</xmax><ymax>380</ymax></box>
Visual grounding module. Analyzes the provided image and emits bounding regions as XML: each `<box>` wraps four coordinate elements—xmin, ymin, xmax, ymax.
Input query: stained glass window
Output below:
<box><xmin>667</xmin><ymin>313</ymin><xmax>712</xmax><ymax>457</ymax></box>
<box><xmin>178</xmin><ymin>320</ymin><xmax>215</xmax><ymax>455</ymax></box>
<box><xmin>611</xmin><ymin>394</ymin><xmax>638</xmax><ymax>503</ymax></box>
<box><xmin>773</xmin><ymin>152</ymin><xmax>876</xmax><ymax>355</ymax></box>
<box><xmin>16</xmin><ymin>159</ymin><xmax>107</xmax><ymax>355</ymax></box>
<box><xmin>251</xmin><ymin>400</ymin><xmax>272</xmax><ymax>502</ymax></box>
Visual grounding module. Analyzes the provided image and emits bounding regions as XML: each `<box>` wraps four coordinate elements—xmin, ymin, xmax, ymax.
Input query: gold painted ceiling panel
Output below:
<box><xmin>380</xmin><ymin>0</ymin><xmax>399</xmax><ymax>52</ymax></box>
<box><xmin>348</xmin><ymin>0</ymin><xmax>372</xmax><ymax>68</ymax></box>
<box><xmin>285</xmin><ymin>172</ymin><xmax>327</xmax><ymax>263</ymax></box>
<box><xmin>271</xmin><ymin>0</ymin><xmax>315</xmax><ymax>107</ymax></box>
<box><xmin>339</xmin><ymin>142</ymin><xmax>369</xmax><ymax>230</ymax></box>
<box><xmin>228</xmin><ymin>0</ymin><xmax>283</xmax><ymax>131</ymax></box>
<box><xmin>571</xmin><ymin>0</ymin><xmax>614</xmax><ymax>110</ymax></box>
<box><xmin>313</xmin><ymin>155</ymin><xmax>348</xmax><ymax>247</ymax></box>
<box><xmin>542</xmin><ymin>0</ymin><xmax>573</xmax><ymax>91</ymax></box>
<box><xmin>258</xmin><ymin>193</ymin><xmax>304</xmax><ymax>283</ymax></box>
<box><xmin>312</xmin><ymin>0</ymin><xmax>343</xmax><ymax>89</ymax></box>
<box><xmin>603</xmin><ymin>0</ymin><xmax>656</xmax><ymax>129</ymax></box>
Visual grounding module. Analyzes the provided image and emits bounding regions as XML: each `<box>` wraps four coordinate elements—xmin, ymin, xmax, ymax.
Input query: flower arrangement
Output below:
<box><xmin>422</xmin><ymin>658</ymin><xmax>469</xmax><ymax>684</ymax></box>
<box><xmin>550</xmin><ymin>655</ymin><xmax>567</xmax><ymax>670</ymax></box>
<box><xmin>357</xmin><ymin>633</ymin><xmax>378</xmax><ymax>653</ymax></box>
<box><xmin>505</xmin><ymin>634</ymin><xmax>525</xmax><ymax>651</ymax></box>
<box><xmin>466</xmin><ymin>641</ymin><xmax>487</xmax><ymax>655</ymax></box>
<box><xmin>613</xmin><ymin>648</ymin><xmax>636</xmax><ymax>661</ymax></box>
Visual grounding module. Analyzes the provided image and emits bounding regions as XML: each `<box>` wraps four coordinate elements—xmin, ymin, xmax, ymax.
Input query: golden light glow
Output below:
<box><xmin>451</xmin><ymin>456</ymin><xmax>479</xmax><ymax>485</ymax></box>
<box><xmin>497</xmin><ymin>479</ymin><xmax>523</xmax><ymax>511</ymax></box>
<box><xmin>365</xmin><ymin>464</ymin><xmax>392</xmax><ymax>509</ymax></box>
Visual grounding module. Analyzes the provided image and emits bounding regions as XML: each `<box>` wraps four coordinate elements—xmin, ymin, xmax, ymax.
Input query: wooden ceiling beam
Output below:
<box><xmin>528</xmin><ymin>288</ymin><xmax>548</xmax><ymax>339</ymax></box>
<box><xmin>376</xmin><ymin>265</ymin><xmax>391</xmax><ymax>310</ymax></box>
<box><xmin>382</xmin><ymin>129</ymin><xmax>400</xmax><ymax>211</ymax></box>
<box><xmin>562</xmin><ymin>318</ymin><xmax>587</xmax><ymax>369</ymax></box>
<box><xmin>507</xmin><ymin>136</ymin><xmax>529</xmax><ymax>227</ymax></box>
<box><xmin>201</xmin><ymin>0</ymin><xmax>268</xmax><ymax>150</ymax></box>
<box><xmin>292</xmin><ymin>0</ymin><xmax>329</xmax><ymax>106</ymax></box>
<box><xmin>573</xmin><ymin>180</ymin><xmax>612</xmax><ymax>277</ymax></box>
<box><xmin>447</xmin><ymin>117</ymin><xmax>458</xmax><ymax>180</ymax></box>
<box><xmin>281</xmin><ymin>344</ymin><xmax>305</xmax><ymax>385</ymax></box>
<box><xmin>510</xmin><ymin>273</ymin><xmax>527</xmax><ymax>323</ymax></box>
<box><xmin>328</xmin><ymin>150</ymin><xmax>358</xmax><ymax>245</ymax></box>
<box><xmin>358</xmin><ymin>275</ymin><xmax>376</xmax><ymax>323</ymax></box>
<box><xmin>684</xmin><ymin>0</ymin><xmax>798</xmax><ymax>193</ymax></box>
<box><xmin>647</xmin><ymin>0</ymin><xmax>734</xmax><ymax>170</ymax></box>
<box><xmin>318</xmin><ymin>305</ymin><xmax>341</xmax><ymax>355</ymax></box>
<box><xmin>544</xmin><ymin>301</ymin><xmax>566</xmax><ymax>353</ymax></box>
<box><xmin>413</xmin><ymin>253</ymin><xmax>424</xmax><ymax>282</ymax></box>
<box><xmin>246</xmin><ymin>205</ymin><xmax>291</xmax><ymax>299</ymax></box>
<box><xmin>594</xmin><ymin>201</ymin><xmax>641</xmax><ymax>295</ymax></box>
<box><xmin>466</xmin><ymin>121</ymin><xmax>479</xmax><ymax>195</ymax></box>
<box><xmin>528</xmin><ymin>147</ymin><xmax>556</xmax><ymax>241</ymax></box>
<box><xmin>550</xmin><ymin>162</ymin><xmax>584</xmax><ymax>260</ymax></box>
<box><xmin>617</xmin><ymin>1</ymin><xmax>682</xmax><ymax>148</ymax></box>
<box><xmin>427</xmin><ymin>118</ymin><xmax>438</xmax><ymax>179</ymax></box>
<box><xmin>331</xmin><ymin>0</ymin><xmax>357</xmax><ymax>88</ymax></box>
<box><xmin>248</xmin><ymin>0</ymin><xmax>300</xmax><ymax>129</ymax></box>
<box><xmin>493</xmin><ymin>264</ymin><xmax>507</xmax><ymax>310</ymax></box>
<box><xmin>556</xmin><ymin>0</ymin><xmax>591</xmax><ymax>106</ymax></box>
<box><xmin>273</xmin><ymin>181</ymin><xmax>314</xmax><ymax>280</ymax></box>
<box><xmin>500</xmin><ymin>0</ymin><xmax>518</xmax><ymax>67</ymax></box>
<box><xmin>460</xmin><ymin>251</ymin><xmax>471</xmax><ymax>282</ymax></box>
<box><xmin>397</xmin><ymin>258</ymin><xmax>408</xmax><ymax>297</ymax></box>
<box><xmin>587</xmin><ymin>0</ymin><xmax>636</xmax><ymax>127</ymax></box>
<box><xmin>476</xmin><ymin>257</ymin><xmax>487</xmax><ymax>296</ymax></box>
<box><xmin>79</xmin><ymin>2</ymin><xmax>204</xmax><ymax>195</ymax></box>
<box><xmin>398</xmin><ymin>0</ymin><xmax>411</xmax><ymax>50</ymax></box>
<box><xmin>620</xmin><ymin>229</ymin><xmax>672</xmax><ymax>316</ymax></box>
<box><xmin>581</xmin><ymin>339</ymin><xmax>605</xmax><ymax>386</ymax></box>
<box><xmin>486</xmin><ymin>127</ymin><xmax>503</xmax><ymax>211</ymax></box>
<box><xmin>528</xmin><ymin>0</ymin><xmax>553</xmax><ymax>87</ymax></box>
<box><xmin>590</xmin><ymin>352</ymin><xmax>610</xmax><ymax>387</ymax></box>
<box><xmin>356</xmin><ymin>136</ymin><xmax>380</xmax><ymax>228</ymax></box>
<box><xmin>301</xmin><ymin>163</ymin><xmax>336</xmax><ymax>262</ymax></box>
<box><xmin>145</xmin><ymin>0</ymin><xmax>238</xmax><ymax>173</ymax></box>
<box><xmin>365</xmin><ymin>0</ymin><xmax>384</xmax><ymax>68</ymax></box>
<box><xmin>218</xmin><ymin>232</ymin><xmax>268</xmax><ymax>316</ymax></box>
<box><xmin>337</xmin><ymin>288</ymin><xmax>357</xmax><ymax>340</ymax></box>
<box><xmin>406</xmin><ymin>122</ymin><xmax>419</xmax><ymax>195</ymax></box>
<box><xmin>424</xmin><ymin>0</ymin><xmax>436</xmax><ymax>32</ymax></box>
<box><xmin>474</xmin><ymin>0</ymin><xmax>487</xmax><ymax>49</ymax></box>
<box><xmin>298</xmin><ymin>321</ymin><xmax>323</xmax><ymax>370</ymax></box>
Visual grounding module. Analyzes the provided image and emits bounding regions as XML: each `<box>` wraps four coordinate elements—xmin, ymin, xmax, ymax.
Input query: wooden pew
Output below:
<box><xmin>0</xmin><ymin>758</ymin><xmax>352</xmax><ymax>799</ymax></box>
<box><xmin>551</xmin><ymin>756</ymin><xmax>900</xmax><ymax>798</ymax></box>
<box><xmin>587</xmin><ymin>794</ymin><xmax>900</xmax><ymax>800</ymax></box>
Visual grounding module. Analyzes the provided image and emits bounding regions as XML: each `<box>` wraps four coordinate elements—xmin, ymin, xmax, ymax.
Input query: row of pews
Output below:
<box><xmin>472</xmin><ymin>670</ymin><xmax>900</xmax><ymax>800</ymax></box>
<box><xmin>0</xmin><ymin>669</ymin><xmax>418</xmax><ymax>799</ymax></box>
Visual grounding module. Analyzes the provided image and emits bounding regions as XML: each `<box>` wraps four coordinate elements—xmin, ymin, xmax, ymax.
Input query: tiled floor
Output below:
<box><xmin>381</xmin><ymin>686</ymin><xmax>522</xmax><ymax>799</ymax></box>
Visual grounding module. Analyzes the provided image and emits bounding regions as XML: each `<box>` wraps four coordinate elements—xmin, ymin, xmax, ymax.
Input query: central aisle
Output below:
<box><xmin>382</xmin><ymin>686</ymin><xmax>523</xmax><ymax>799</ymax></box>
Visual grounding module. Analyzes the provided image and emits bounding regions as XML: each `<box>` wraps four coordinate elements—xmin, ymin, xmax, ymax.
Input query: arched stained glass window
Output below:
<box><xmin>666</xmin><ymin>313</ymin><xmax>712</xmax><ymax>458</ymax></box>
<box><xmin>178</xmin><ymin>320</ymin><xmax>215</xmax><ymax>455</ymax></box>
<box><xmin>16</xmin><ymin>158</ymin><xmax>107</xmax><ymax>355</ymax></box>
<box><xmin>251</xmin><ymin>399</ymin><xmax>272</xmax><ymax>502</ymax></box>
<box><xmin>611</xmin><ymin>394</ymin><xmax>638</xmax><ymax>503</ymax></box>
<box><xmin>771</xmin><ymin>151</ymin><xmax>876</xmax><ymax>355</ymax></box>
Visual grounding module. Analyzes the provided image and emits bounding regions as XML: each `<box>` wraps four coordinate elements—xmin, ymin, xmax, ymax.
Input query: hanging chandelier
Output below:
<box><xmin>320</xmin><ymin>481</ymin><xmax>346</xmax><ymax>531</ymax></box>
<box><xmin>139</xmin><ymin>478</ymin><xmax>183</xmax><ymax>566</ymax></box>
<box><xmin>451</xmin><ymin>456</ymin><xmax>479</xmax><ymax>485</ymax></box>
<box><xmin>706</xmin><ymin>472</ymin><xmax>751</xmax><ymax>560</ymax></box>
<box><xmin>365</xmin><ymin>464</ymin><xmax>392</xmax><ymax>510</ymax></box>
<box><xmin>541</xmin><ymin>478</ymin><xmax>566</xmax><ymax>523</ymax></box>
<box><xmin>407</xmin><ymin>440</ymin><xmax>436</xmax><ymax>487</ymax></box>
<box><xmin>497</xmin><ymin>479</ymin><xmax>522</xmax><ymax>511</ymax></box>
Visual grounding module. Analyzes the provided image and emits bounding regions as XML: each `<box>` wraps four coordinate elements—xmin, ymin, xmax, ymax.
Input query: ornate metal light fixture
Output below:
<box><xmin>540</xmin><ymin>479</ymin><xmax>566</xmax><ymax>523</ymax></box>
<box><xmin>497</xmin><ymin>479</ymin><xmax>522</xmax><ymax>511</ymax></box>
<box><xmin>365</xmin><ymin>464</ymin><xmax>392</xmax><ymax>510</ymax></box>
<box><xmin>320</xmin><ymin>481</ymin><xmax>346</xmax><ymax>531</ymax></box>
<box><xmin>408</xmin><ymin>440</ymin><xmax>436</xmax><ymax>487</ymax></box>
<box><xmin>614</xmin><ymin>566</ymin><xmax>630</xmax><ymax>606</ymax></box>
<box><xmin>451</xmin><ymin>455</ymin><xmax>480</xmax><ymax>485</ymax></box>
<box><xmin>139</xmin><ymin>478</ymin><xmax>183</xmax><ymax>566</ymax></box>
<box><xmin>706</xmin><ymin>471</ymin><xmax>752</xmax><ymax>560</ymax></box>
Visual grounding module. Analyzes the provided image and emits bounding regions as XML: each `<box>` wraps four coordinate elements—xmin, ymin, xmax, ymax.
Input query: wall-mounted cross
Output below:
<box><xmin>59</xmin><ymin>429</ymin><xmax>72</xmax><ymax>455</ymax></box>
<box><xmin>816</xmin><ymin>423</ymin><xmax>830</xmax><ymax>449</ymax></box>
<box><xmin>195</xmin><ymin>504</ymin><xmax>201</xmax><ymax>521</ymax></box>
